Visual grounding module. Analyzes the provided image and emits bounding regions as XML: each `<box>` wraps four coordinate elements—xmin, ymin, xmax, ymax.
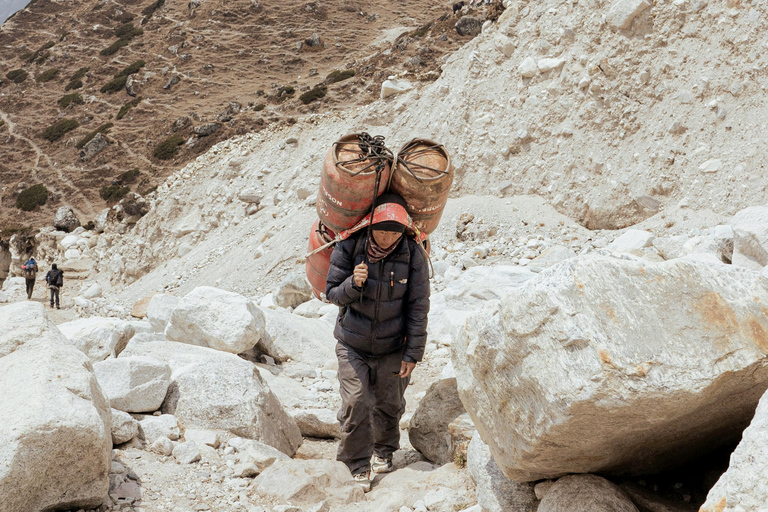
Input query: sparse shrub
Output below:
<box><xmin>18</xmin><ymin>50</ymin><xmax>34</xmax><ymax>61</ymax></box>
<box><xmin>101</xmin><ymin>24</ymin><xmax>144</xmax><ymax>56</ymax></box>
<box><xmin>277</xmin><ymin>85</ymin><xmax>295</xmax><ymax>97</ymax></box>
<box><xmin>142</xmin><ymin>0</ymin><xmax>165</xmax><ymax>17</ymax></box>
<box><xmin>26</xmin><ymin>41</ymin><xmax>54</xmax><ymax>63</ymax></box>
<box><xmin>34</xmin><ymin>51</ymin><xmax>50</xmax><ymax>65</ymax></box>
<box><xmin>325</xmin><ymin>69</ymin><xmax>355</xmax><ymax>85</ymax></box>
<box><xmin>118</xmin><ymin>167</ymin><xmax>140</xmax><ymax>184</ymax></box>
<box><xmin>16</xmin><ymin>184</ymin><xmax>48</xmax><ymax>211</ymax></box>
<box><xmin>118</xmin><ymin>60</ymin><xmax>145</xmax><ymax>78</ymax></box>
<box><xmin>65</xmin><ymin>79</ymin><xmax>83</xmax><ymax>91</ymax></box>
<box><xmin>100</xmin><ymin>61</ymin><xmax>146</xmax><ymax>94</ymax></box>
<box><xmin>42</xmin><ymin>118</ymin><xmax>79</xmax><ymax>142</ymax></box>
<box><xmin>76</xmin><ymin>123</ymin><xmax>113</xmax><ymax>149</ymax></box>
<box><xmin>410</xmin><ymin>23</ymin><xmax>432</xmax><ymax>38</ymax></box>
<box><xmin>254</xmin><ymin>103</ymin><xmax>265</xmax><ymax>111</ymax></box>
<box><xmin>100</xmin><ymin>39</ymin><xmax>130</xmax><ymax>56</ymax></box>
<box><xmin>59</xmin><ymin>32</ymin><xmax>68</xmax><ymax>42</ymax></box>
<box><xmin>84</xmin><ymin>220</ymin><xmax>95</xmax><ymax>230</ymax></box>
<box><xmin>36</xmin><ymin>68</ymin><xmax>59</xmax><ymax>83</ymax></box>
<box><xmin>0</xmin><ymin>120</ymin><xmax>5</xmax><ymax>129</ymax></box>
<box><xmin>153</xmin><ymin>134</ymin><xmax>184</xmax><ymax>160</ymax></box>
<box><xmin>141</xmin><ymin>185</ymin><xmax>158</xmax><ymax>196</ymax></box>
<box><xmin>113</xmin><ymin>23</ymin><xmax>142</xmax><ymax>39</ymax></box>
<box><xmin>299</xmin><ymin>86</ymin><xmax>327</xmax><ymax>104</ymax></box>
<box><xmin>6</xmin><ymin>69</ymin><xmax>28</xmax><ymax>84</ymax></box>
<box><xmin>58</xmin><ymin>93</ymin><xmax>84</xmax><ymax>109</ymax></box>
<box><xmin>71</xmin><ymin>67</ymin><xmax>89</xmax><ymax>81</ymax></box>
<box><xmin>116</xmin><ymin>97</ymin><xmax>142</xmax><ymax>120</ymax></box>
<box><xmin>100</xmin><ymin>75</ymin><xmax>128</xmax><ymax>94</ymax></box>
<box><xmin>100</xmin><ymin>184</ymin><xmax>129</xmax><ymax>202</ymax></box>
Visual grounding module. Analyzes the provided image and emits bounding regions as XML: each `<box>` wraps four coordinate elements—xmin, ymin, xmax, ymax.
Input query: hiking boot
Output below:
<box><xmin>56</xmin><ymin>305</ymin><xmax>60</xmax><ymax>309</ymax></box>
<box><xmin>371</xmin><ymin>455</ymin><xmax>393</xmax><ymax>474</ymax></box>
<box><xmin>353</xmin><ymin>471</ymin><xmax>372</xmax><ymax>493</ymax></box>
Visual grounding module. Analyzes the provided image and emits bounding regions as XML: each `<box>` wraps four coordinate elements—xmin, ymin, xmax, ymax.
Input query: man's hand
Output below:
<box><xmin>398</xmin><ymin>361</ymin><xmax>416</xmax><ymax>379</ymax></box>
<box><xmin>353</xmin><ymin>262</ymin><xmax>368</xmax><ymax>288</ymax></box>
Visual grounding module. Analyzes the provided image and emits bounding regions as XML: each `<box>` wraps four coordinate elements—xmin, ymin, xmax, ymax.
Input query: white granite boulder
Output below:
<box><xmin>146</xmin><ymin>293</ymin><xmax>180</xmax><ymax>333</ymax></box>
<box><xmin>290</xmin><ymin>408</ymin><xmax>341</xmax><ymax>439</ymax></box>
<box><xmin>0</xmin><ymin>301</ymin><xmax>68</xmax><ymax>357</ymax></box>
<box><xmin>467</xmin><ymin>432</ymin><xmax>537</xmax><ymax>512</ymax></box>
<box><xmin>258</xmin><ymin>308</ymin><xmax>336</xmax><ymax>367</ymax></box>
<box><xmin>121</xmin><ymin>338</ymin><xmax>302</xmax><ymax>455</ymax></box>
<box><xmin>253</xmin><ymin>459</ymin><xmax>363</xmax><ymax>505</ymax></box>
<box><xmin>700</xmin><ymin>387</ymin><xmax>768</xmax><ymax>511</ymax></box>
<box><xmin>453</xmin><ymin>255</ymin><xmax>768</xmax><ymax>481</ymax></box>
<box><xmin>93</xmin><ymin>356</ymin><xmax>171</xmax><ymax>412</ymax></box>
<box><xmin>0</xmin><ymin>303</ymin><xmax>111</xmax><ymax>511</ymax></box>
<box><xmin>58</xmin><ymin>317</ymin><xmax>135</xmax><ymax>362</ymax></box>
<box><xmin>111</xmin><ymin>409</ymin><xmax>139</xmax><ymax>445</ymax></box>
<box><xmin>165</xmin><ymin>286</ymin><xmax>265</xmax><ymax>354</ymax></box>
<box><xmin>731</xmin><ymin>206</ymin><xmax>768</xmax><ymax>270</ymax></box>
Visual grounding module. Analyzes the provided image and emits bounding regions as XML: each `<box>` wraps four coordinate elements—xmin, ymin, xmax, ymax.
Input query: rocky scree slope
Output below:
<box><xmin>87</xmin><ymin>0</ymin><xmax>768</xmax><ymax>302</ymax></box>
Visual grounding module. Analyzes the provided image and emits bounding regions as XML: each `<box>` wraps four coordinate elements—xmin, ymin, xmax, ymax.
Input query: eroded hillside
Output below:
<box><xmin>0</xmin><ymin>0</ymin><xmax>486</xmax><ymax>230</ymax></box>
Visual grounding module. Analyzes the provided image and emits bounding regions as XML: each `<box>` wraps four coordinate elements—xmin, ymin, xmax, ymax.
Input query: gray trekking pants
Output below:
<box><xmin>25</xmin><ymin>278</ymin><xmax>35</xmax><ymax>299</ymax></box>
<box><xmin>336</xmin><ymin>342</ymin><xmax>409</xmax><ymax>475</ymax></box>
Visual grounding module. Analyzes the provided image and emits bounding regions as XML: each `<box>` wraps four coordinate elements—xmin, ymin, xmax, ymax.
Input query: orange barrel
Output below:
<box><xmin>306</xmin><ymin>219</ymin><xmax>336</xmax><ymax>300</ymax></box>
<box><xmin>390</xmin><ymin>138</ymin><xmax>453</xmax><ymax>235</ymax></box>
<box><xmin>317</xmin><ymin>134</ymin><xmax>393</xmax><ymax>234</ymax></box>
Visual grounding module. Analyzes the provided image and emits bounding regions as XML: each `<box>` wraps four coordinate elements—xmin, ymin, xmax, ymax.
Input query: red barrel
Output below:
<box><xmin>317</xmin><ymin>134</ymin><xmax>393</xmax><ymax>234</ymax></box>
<box><xmin>390</xmin><ymin>139</ymin><xmax>453</xmax><ymax>235</ymax></box>
<box><xmin>306</xmin><ymin>219</ymin><xmax>336</xmax><ymax>300</ymax></box>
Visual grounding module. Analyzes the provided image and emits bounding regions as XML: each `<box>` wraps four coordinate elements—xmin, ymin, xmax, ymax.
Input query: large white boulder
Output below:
<box><xmin>93</xmin><ymin>356</ymin><xmax>172</xmax><ymax>413</ymax></box>
<box><xmin>58</xmin><ymin>317</ymin><xmax>135</xmax><ymax>362</ymax></box>
<box><xmin>165</xmin><ymin>286</ymin><xmax>265</xmax><ymax>354</ymax></box>
<box><xmin>701</xmin><ymin>387</ymin><xmax>768</xmax><ymax>511</ymax></box>
<box><xmin>408</xmin><ymin>378</ymin><xmax>467</xmax><ymax>465</ymax></box>
<box><xmin>121</xmin><ymin>338</ymin><xmax>302</xmax><ymax>455</ymax></box>
<box><xmin>146</xmin><ymin>293</ymin><xmax>180</xmax><ymax>332</ymax></box>
<box><xmin>0</xmin><ymin>301</ymin><xmax>69</xmax><ymax>357</ymax></box>
<box><xmin>467</xmin><ymin>432</ymin><xmax>537</xmax><ymax>512</ymax></box>
<box><xmin>429</xmin><ymin>265</ymin><xmax>534</xmax><ymax>347</ymax></box>
<box><xmin>253</xmin><ymin>459</ymin><xmax>363</xmax><ymax>505</ymax></box>
<box><xmin>258</xmin><ymin>308</ymin><xmax>336</xmax><ymax>367</ymax></box>
<box><xmin>731</xmin><ymin>206</ymin><xmax>768</xmax><ymax>270</ymax></box>
<box><xmin>453</xmin><ymin>255</ymin><xmax>768</xmax><ymax>482</ymax></box>
<box><xmin>0</xmin><ymin>303</ymin><xmax>111</xmax><ymax>511</ymax></box>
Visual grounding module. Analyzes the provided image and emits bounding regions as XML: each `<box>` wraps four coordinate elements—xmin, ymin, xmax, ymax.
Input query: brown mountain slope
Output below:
<box><xmin>0</xmin><ymin>0</ymin><xmax>490</xmax><ymax>231</ymax></box>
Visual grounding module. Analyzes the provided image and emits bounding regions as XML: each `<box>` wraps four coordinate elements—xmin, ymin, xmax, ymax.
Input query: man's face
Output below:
<box><xmin>372</xmin><ymin>229</ymin><xmax>402</xmax><ymax>249</ymax></box>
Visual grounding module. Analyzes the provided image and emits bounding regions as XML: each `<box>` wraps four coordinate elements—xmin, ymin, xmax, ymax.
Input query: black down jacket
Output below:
<box><xmin>325</xmin><ymin>231</ymin><xmax>430</xmax><ymax>362</ymax></box>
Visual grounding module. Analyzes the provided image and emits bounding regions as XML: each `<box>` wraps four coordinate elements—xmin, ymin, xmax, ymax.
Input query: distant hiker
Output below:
<box><xmin>46</xmin><ymin>263</ymin><xmax>64</xmax><ymax>309</ymax></box>
<box><xmin>453</xmin><ymin>1</ymin><xmax>466</xmax><ymax>14</ymax></box>
<box><xmin>22</xmin><ymin>257</ymin><xmax>38</xmax><ymax>300</ymax></box>
<box><xmin>325</xmin><ymin>193</ymin><xmax>430</xmax><ymax>493</ymax></box>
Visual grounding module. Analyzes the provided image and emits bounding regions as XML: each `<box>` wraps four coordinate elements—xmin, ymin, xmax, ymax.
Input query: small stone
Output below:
<box><xmin>537</xmin><ymin>58</ymin><xmax>565</xmax><ymax>72</ymax></box>
<box><xmin>173</xmin><ymin>441</ymin><xmax>202</xmax><ymax>464</ymax></box>
<box><xmin>184</xmin><ymin>428</ymin><xmax>220</xmax><ymax>449</ymax></box>
<box><xmin>193</xmin><ymin>123</ymin><xmax>222</xmax><ymax>137</ymax></box>
<box><xmin>518</xmin><ymin>57</ymin><xmax>538</xmax><ymax>78</ymax></box>
<box><xmin>699</xmin><ymin>159</ymin><xmax>722</xmax><ymax>174</ymax></box>
<box><xmin>455</xmin><ymin>16</ymin><xmax>483</xmax><ymax>36</ymax></box>
<box><xmin>607</xmin><ymin>0</ymin><xmax>652</xmax><ymax>29</ymax></box>
<box><xmin>381</xmin><ymin>79</ymin><xmax>413</xmax><ymax>99</ymax></box>
<box><xmin>233</xmin><ymin>462</ymin><xmax>259</xmax><ymax>478</ymax></box>
<box><xmin>150</xmin><ymin>436</ymin><xmax>174</xmax><ymax>456</ymax></box>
